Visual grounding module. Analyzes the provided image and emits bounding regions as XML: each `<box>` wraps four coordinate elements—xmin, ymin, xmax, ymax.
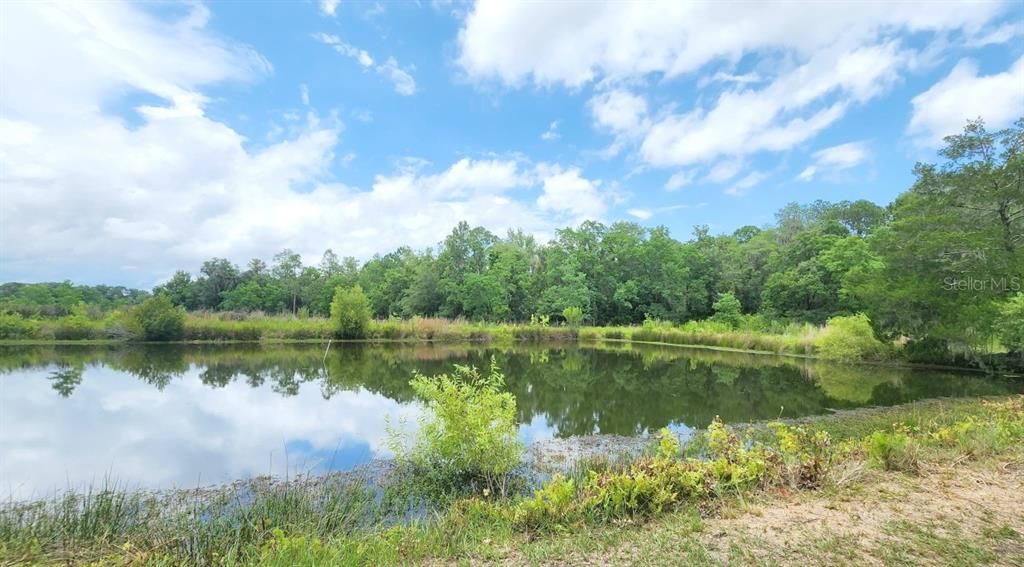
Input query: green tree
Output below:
<box><xmin>997</xmin><ymin>293</ymin><xmax>1024</xmax><ymax>359</ymax></box>
<box><xmin>711</xmin><ymin>292</ymin><xmax>743</xmax><ymax>329</ymax></box>
<box><xmin>133</xmin><ymin>294</ymin><xmax>185</xmax><ymax>341</ymax></box>
<box><xmin>330</xmin><ymin>285</ymin><xmax>371</xmax><ymax>339</ymax></box>
<box><xmin>864</xmin><ymin>118</ymin><xmax>1023</xmax><ymax>355</ymax></box>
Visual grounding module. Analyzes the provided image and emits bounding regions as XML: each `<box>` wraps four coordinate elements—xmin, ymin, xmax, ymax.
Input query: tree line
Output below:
<box><xmin>2</xmin><ymin>119</ymin><xmax>1021</xmax><ymax>358</ymax></box>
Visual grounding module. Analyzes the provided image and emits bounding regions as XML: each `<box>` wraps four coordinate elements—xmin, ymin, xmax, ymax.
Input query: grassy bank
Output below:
<box><xmin>0</xmin><ymin>312</ymin><xmax>859</xmax><ymax>357</ymax></box>
<box><xmin>0</xmin><ymin>312</ymin><xmax>579</xmax><ymax>345</ymax></box>
<box><xmin>3</xmin><ymin>396</ymin><xmax>1021</xmax><ymax>566</ymax></box>
<box><xmin>4</xmin><ymin>311</ymin><xmax>1021</xmax><ymax>373</ymax></box>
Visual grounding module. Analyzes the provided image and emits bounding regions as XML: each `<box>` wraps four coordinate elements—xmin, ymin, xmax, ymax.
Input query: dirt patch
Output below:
<box><xmin>699</xmin><ymin>458</ymin><xmax>1024</xmax><ymax>566</ymax></box>
<box><xmin>513</xmin><ymin>456</ymin><xmax>1024</xmax><ymax>566</ymax></box>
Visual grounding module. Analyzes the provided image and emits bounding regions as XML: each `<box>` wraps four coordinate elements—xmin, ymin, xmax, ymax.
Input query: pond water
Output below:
<box><xmin>1</xmin><ymin>342</ymin><xmax>1020</xmax><ymax>499</ymax></box>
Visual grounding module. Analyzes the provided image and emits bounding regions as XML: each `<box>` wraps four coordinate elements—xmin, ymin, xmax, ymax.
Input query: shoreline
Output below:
<box><xmin>2</xmin><ymin>332</ymin><xmax>1019</xmax><ymax>376</ymax></box>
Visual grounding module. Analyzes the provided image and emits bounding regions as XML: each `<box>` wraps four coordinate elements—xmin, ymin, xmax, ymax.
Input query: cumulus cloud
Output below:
<box><xmin>535</xmin><ymin>166</ymin><xmax>608</xmax><ymax>222</ymax></box>
<box><xmin>0</xmin><ymin>2</ymin><xmax>606</xmax><ymax>286</ymax></box>
<box><xmin>797</xmin><ymin>141</ymin><xmax>870</xmax><ymax>181</ymax></box>
<box><xmin>908</xmin><ymin>56</ymin><xmax>1024</xmax><ymax>146</ymax></box>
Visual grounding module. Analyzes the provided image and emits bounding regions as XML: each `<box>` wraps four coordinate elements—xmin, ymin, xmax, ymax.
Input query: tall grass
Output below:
<box><xmin>581</xmin><ymin>317</ymin><xmax>822</xmax><ymax>356</ymax></box>
<box><xmin>0</xmin><ymin>476</ymin><xmax>390</xmax><ymax>566</ymax></box>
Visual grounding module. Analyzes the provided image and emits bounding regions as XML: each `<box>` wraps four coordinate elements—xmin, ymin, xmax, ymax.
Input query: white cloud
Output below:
<box><xmin>627</xmin><ymin>208</ymin><xmax>653</xmax><ymax>220</ymax></box>
<box><xmin>314</xmin><ymin>35</ymin><xmax>416</xmax><ymax>96</ymax></box>
<box><xmin>798</xmin><ymin>141</ymin><xmax>870</xmax><ymax>181</ymax></box>
<box><xmin>377</xmin><ymin>57</ymin><xmax>417</xmax><ymax>96</ymax></box>
<box><xmin>664</xmin><ymin>170</ymin><xmax>696</xmax><ymax>191</ymax></box>
<box><xmin>319</xmin><ymin>0</ymin><xmax>341</xmax><ymax>17</ymax></box>
<box><xmin>457</xmin><ymin>1</ymin><xmax>1002</xmax><ymax>88</ymax></box>
<box><xmin>0</xmin><ymin>2</ymin><xmax>604</xmax><ymax>286</ymax></box>
<box><xmin>724</xmin><ymin>171</ymin><xmax>768</xmax><ymax>196</ymax></box>
<box><xmin>535</xmin><ymin>166</ymin><xmax>608</xmax><ymax>222</ymax></box>
<box><xmin>541</xmin><ymin>120</ymin><xmax>560</xmax><ymax>141</ymax></box>
<box><xmin>300</xmin><ymin>84</ymin><xmax>310</xmax><ymax>106</ymax></box>
<box><xmin>705</xmin><ymin>159</ymin><xmax>744</xmax><ymax>184</ymax></box>
<box><xmin>0</xmin><ymin>2</ymin><xmax>270</xmax><ymax>121</ymax></box>
<box><xmin>908</xmin><ymin>56</ymin><xmax>1024</xmax><ymax>146</ymax></box>
<box><xmin>965</xmin><ymin>23</ymin><xmax>1023</xmax><ymax>47</ymax></box>
<box><xmin>313</xmin><ymin>33</ymin><xmax>375</xmax><ymax>67</ymax></box>
<box><xmin>590</xmin><ymin>89</ymin><xmax>648</xmax><ymax>135</ymax></box>
<box><xmin>640</xmin><ymin>42</ymin><xmax>906</xmax><ymax>168</ymax></box>
<box><xmin>698</xmin><ymin>71</ymin><xmax>763</xmax><ymax>89</ymax></box>
<box><xmin>457</xmin><ymin>1</ymin><xmax>1007</xmax><ymax>168</ymax></box>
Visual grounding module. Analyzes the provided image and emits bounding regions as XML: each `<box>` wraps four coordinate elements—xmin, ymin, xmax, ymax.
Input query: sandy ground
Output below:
<box><xmin>501</xmin><ymin>456</ymin><xmax>1024</xmax><ymax>566</ymax></box>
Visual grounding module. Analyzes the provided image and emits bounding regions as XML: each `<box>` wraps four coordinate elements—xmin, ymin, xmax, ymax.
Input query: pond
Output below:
<box><xmin>1</xmin><ymin>342</ymin><xmax>1021</xmax><ymax>499</ymax></box>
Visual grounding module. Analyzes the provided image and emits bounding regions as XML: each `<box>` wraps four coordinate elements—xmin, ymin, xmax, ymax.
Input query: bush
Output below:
<box><xmin>710</xmin><ymin>292</ymin><xmax>742</xmax><ymax>329</ymax></box>
<box><xmin>865</xmin><ymin>430</ymin><xmax>919</xmax><ymax>473</ymax></box>
<box><xmin>562</xmin><ymin>306</ymin><xmax>584</xmax><ymax>328</ymax></box>
<box><xmin>330</xmin><ymin>285</ymin><xmax>371</xmax><ymax>339</ymax></box>
<box><xmin>813</xmin><ymin>313</ymin><xmax>885</xmax><ymax>361</ymax></box>
<box><xmin>133</xmin><ymin>294</ymin><xmax>185</xmax><ymax>341</ymax></box>
<box><xmin>0</xmin><ymin>312</ymin><xmax>39</xmax><ymax>339</ymax></box>
<box><xmin>392</xmin><ymin>359</ymin><xmax>523</xmax><ymax>494</ymax></box>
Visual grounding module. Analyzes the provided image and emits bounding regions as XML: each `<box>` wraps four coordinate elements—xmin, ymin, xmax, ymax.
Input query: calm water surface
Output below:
<box><xmin>1</xmin><ymin>343</ymin><xmax>1020</xmax><ymax>499</ymax></box>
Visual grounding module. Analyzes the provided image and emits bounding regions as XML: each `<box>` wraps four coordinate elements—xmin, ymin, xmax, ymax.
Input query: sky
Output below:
<box><xmin>1</xmin><ymin>0</ymin><xmax>1022</xmax><ymax>289</ymax></box>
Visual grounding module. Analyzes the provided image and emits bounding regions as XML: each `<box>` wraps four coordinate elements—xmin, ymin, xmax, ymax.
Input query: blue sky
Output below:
<box><xmin>1</xmin><ymin>1</ymin><xmax>1022</xmax><ymax>288</ymax></box>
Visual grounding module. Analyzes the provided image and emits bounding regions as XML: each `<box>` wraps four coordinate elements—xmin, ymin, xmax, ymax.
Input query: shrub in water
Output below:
<box><xmin>330</xmin><ymin>285</ymin><xmax>371</xmax><ymax>339</ymax></box>
<box><xmin>394</xmin><ymin>359</ymin><xmax>523</xmax><ymax>494</ymax></box>
<box><xmin>813</xmin><ymin>313</ymin><xmax>885</xmax><ymax>361</ymax></box>
<box><xmin>133</xmin><ymin>294</ymin><xmax>185</xmax><ymax>341</ymax></box>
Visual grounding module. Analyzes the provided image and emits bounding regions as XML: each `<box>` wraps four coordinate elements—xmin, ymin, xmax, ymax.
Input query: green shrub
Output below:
<box><xmin>0</xmin><ymin>312</ymin><xmax>39</xmax><ymax>339</ymax></box>
<box><xmin>710</xmin><ymin>292</ymin><xmax>742</xmax><ymax>329</ymax></box>
<box><xmin>516</xmin><ymin>474</ymin><xmax>579</xmax><ymax>530</ymax></box>
<box><xmin>133</xmin><ymin>294</ymin><xmax>185</xmax><ymax>341</ymax></box>
<box><xmin>562</xmin><ymin>306</ymin><xmax>584</xmax><ymax>328</ymax></box>
<box><xmin>768</xmin><ymin>422</ymin><xmax>837</xmax><ymax>488</ymax></box>
<box><xmin>654</xmin><ymin>427</ymin><xmax>682</xmax><ymax>460</ymax></box>
<box><xmin>813</xmin><ymin>313</ymin><xmax>885</xmax><ymax>361</ymax></box>
<box><xmin>392</xmin><ymin>359</ymin><xmax>523</xmax><ymax>494</ymax></box>
<box><xmin>865</xmin><ymin>430</ymin><xmax>920</xmax><ymax>473</ymax></box>
<box><xmin>330</xmin><ymin>285</ymin><xmax>371</xmax><ymax>339</ymax></box>
<box><xmin>705</xmin><ymin>417</ymin><xmax>768</xmax><ymax>488</ymax></box>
